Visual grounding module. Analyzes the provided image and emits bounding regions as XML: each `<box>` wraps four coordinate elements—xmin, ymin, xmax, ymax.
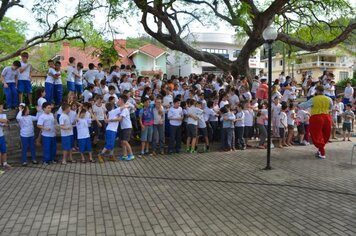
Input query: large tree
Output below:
<box><xmin>0</xmin><ymin>0</ymin><xmax>107</xmax><ymax>63</ymax></box>
<box><xmin>131</xmin><ymin>0</ymin><xmax>356</xmax><ymax>80</ymax></box>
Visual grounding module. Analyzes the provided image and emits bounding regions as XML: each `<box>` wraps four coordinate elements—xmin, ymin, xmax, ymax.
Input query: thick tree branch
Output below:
<box><xmin>277</xmin><ymin>22</ymin><xmax>356</xmax><ymax>51</ymax></box>
<box><xmin>0</xmin><ymin>0</ymin><xmax>24</xmax><ymax>22</ymax></box>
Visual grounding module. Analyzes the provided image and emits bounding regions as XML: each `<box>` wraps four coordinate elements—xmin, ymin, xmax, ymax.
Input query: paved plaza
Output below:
<box><xmin>0</xmin><ymin>140</ymin><xmax>356</xmax><ymax>236</ymax></box>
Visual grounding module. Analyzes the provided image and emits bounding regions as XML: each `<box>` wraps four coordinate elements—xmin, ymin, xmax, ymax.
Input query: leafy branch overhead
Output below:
<box><xmin>131</xmin><ymin>0</ymin><xmax>356</xmax><ymax>80</ymax></box>
<box><xmin>0</xmin><ymin>0</ymin><xmax>107</xmax><ymax>63</ymax></box>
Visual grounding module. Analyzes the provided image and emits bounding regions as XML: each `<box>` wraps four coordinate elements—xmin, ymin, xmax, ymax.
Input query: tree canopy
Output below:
<box><xmin>129</xmin><ymin>0</ymin><xmax>355</xmax><ymax>80</ymax></box>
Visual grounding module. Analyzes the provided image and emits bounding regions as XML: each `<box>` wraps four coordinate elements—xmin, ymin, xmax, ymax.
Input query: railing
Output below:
<box><xmin>295</xmin><ymin>61</ymin><xmax>352</xmax><ymax>69</ymax></box>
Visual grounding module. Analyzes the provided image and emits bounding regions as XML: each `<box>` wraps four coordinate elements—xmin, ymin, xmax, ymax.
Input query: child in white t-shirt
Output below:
<box><xmin>278</xmin><ymin>103</ymin><xmax>288</xmax><ymax>148</ymax></box>
<box><xmin>37</xmin><ymin>102</ymin><xmax>56</xmax><ymax>164</ymax></box>
<box><xmin>0</xmin><ymin>103</ymin><xmax>10</xmax><ymax>169</ymax></box>
<box><xmin>98</xmin><ymin>103</ymin><xmax>121</xmax><ymax>163</ymax></box>
<box><xmin>76</xmin><ymin>106</ymin><xmax>100</xmax><ymax>163</ymax></box>
<box><xmin>17</xmin><ymin>105</ymin><xmax>39</xmax><ymax>166</ymax></box>
<box><xmin>59</xmin><ymin>103</ymin><xmax>75</xmax><ymax>164</ymax></box>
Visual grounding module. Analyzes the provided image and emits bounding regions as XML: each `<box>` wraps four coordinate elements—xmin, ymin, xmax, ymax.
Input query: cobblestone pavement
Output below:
<box><xmin>0</xmin><ymin>139</ymin><xmax>356</xmax><ymax>236</ymax></box>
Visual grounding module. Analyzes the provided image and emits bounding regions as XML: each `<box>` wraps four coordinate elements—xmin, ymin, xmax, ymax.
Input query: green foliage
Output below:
<box><xmin>336</xmin><ymin>78</ymin><xmax>356</xmax><ymax>87</ymax></box>
<box><xmin>97</xmin><ymin>44</ymin><xmax>119</xmax><ymax>68</ymax></box>
<box><xmin>29</xmin><ymin>43</ymin><xmax>62</xmax><ymax>73</ymax></box>
<box><xmin>0</xmin><ymin>17</ymin><xmax>27</xmax><ymax>66</ymax></box>
<box><xmin>126</xmin><ymin>36</ymin><xmax>164</xmax><ymax>49</ymax></box>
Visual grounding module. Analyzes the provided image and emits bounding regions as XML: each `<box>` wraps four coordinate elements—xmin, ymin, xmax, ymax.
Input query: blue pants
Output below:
<box><xmin>18</xmin><ymin>80</ymin><xmax>32</xmax><ymax>93</ymax></box>
<box><xmin>75</xmin><ymin>84</ymin><xmax>83</xmax><ymax>94</ymax></box>
<box><xmin>45</xmin><ymin>82</ymin><xmax>54</xmax><ymax>103</ymax></box>
<box><xmin>21</xmin><ymin>136</ymin><xmax>36</xmax><ymax>163</ymax></box>
<box><xmin>67</xmin><ymin>81</ymin><xmax>75</xmax><ymax>92</ymax></box>
<box><xmin>0</xmin><ymin>136</ymin><xmax>7</xmax><ymax>154</ymax></box>
<box><xmin>3</xmin><ymin>82</ymin><xmax>18</xmax><ymax>108</ymax></box>
<box><xmin>42</xmin><ymin>136</ymin><xmax>56</xmax><ymax>162</ymax></box>
<box><xmin>104</xmin><ymin>130</ymin><xmax>117</xmax><ymax>150</ymax></box>
<box><xmin>54</xmin><ymin>84</ymin><xmax>63</xmax><ymax>106</ymax></box>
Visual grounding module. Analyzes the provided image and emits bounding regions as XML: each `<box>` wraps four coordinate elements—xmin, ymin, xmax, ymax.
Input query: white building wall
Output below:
<box><xmin>167</xmin><ymin>32</ymin><xmax>262</xmax><ymax>78</ymax></box>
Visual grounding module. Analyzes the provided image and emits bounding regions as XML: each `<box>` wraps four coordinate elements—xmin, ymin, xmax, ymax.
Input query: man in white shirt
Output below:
<box><xmin>66</xmin><ymin>57</ymin><xmax>76</xmax><ymax>96</ymax></box>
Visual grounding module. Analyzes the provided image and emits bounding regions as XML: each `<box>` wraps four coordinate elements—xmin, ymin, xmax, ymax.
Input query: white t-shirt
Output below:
<box><xmin>16</xmin><ymin>111</ymin><xmax>37</xmax><ymax>137</ymax></box>
<box><xmin>187</xmin><ymin>106</ymin><xmax>203</xmax><ymax>125</ymax></box>
<box><xmin>96</xmin><ymin>70</ymin><xmax>105</xmax><ymax>81</ymax></box>
<box><xmin>106</xmin><ymin>108</ymin><xmax>121</xmax><ymax>132</ymax></box>
<box><xmin>54</xmin><ymin>72</ymin><xmax>62</xmax><ymax>85</ymax></box>
<box><xmin>19</xmin><ymin>62</ymin><xmax>31</xmax><ymax>81</ymax></box>
<box><xmin>344</xmin><ymin>86</ymin><xmax>354</xmax><ymax>99</ymax></box>
<box><xmin>76</xmin><ymin>118</ymin><xmax>91</xmax><ymax>139</ymax></box>
<box><xmin>287</xmin><ymin>110</ymin><xmax>295</xmax><ymax>126</ymax></box>
<box><xmin>272</xmin><ymin>103</ymin><xmax>282</xmax><ymax>118</ymax></box>
<box><xmin>204</xmin><ymin>107</ymin><xmax>215</xmax><ymax>122</ymax></box>
<box><xmin>59</xmin><ymin>113</ymin><xmax>74</xmax><ymax>137</ymax></box>
<box><xmin>229</xmin><ymin>94</ymin><xmax>239</xmax><ymax>109</ymax></box>
<box><xmin>243</xmin><ymin>109</ymin><xmax>254</xmax><ymax>126</ymax></box>
<box><xmin>37</xmin><ymin>113</ymin><xmax>56</xmax><ymax>137</ymax></box>
<box><xmin>168</xmin><ymin>107</ymin><xmax>183</xmax><ymax>126</ymax></box>
<box><xmin>82</xmin><ymin>90</ymin><xmax>93</xmax><ymax>103</ymax></box>
<box><xmin>1</xmin><ymin>66</ymin><xmax>19</xmax><ymax>83</ymax></box>
<box><xmin>66</xmin><ymin>66</ymin><xmax>75</xmax><ymax>83</ymax></box>
<box><xmin>74</xmin><ymin>69</ymin><xmax>83</xmax><ymax>85</ymax></box>
<box><xmin>0</xmin><ymin>114</ymin><xmax>6</xmax><ymax>137</ymax></box>
<box><xmin>37</xmin><ymin>97</ymin><xmax>47</xmax><ymax>115</ymax></box>
<box><xmin>235</xmin><ymin>111</ymin><xmax>245</xmax><ymax>127</ymax></box>
<box><xmin>69</xmin><ymin>110</ymin><xmax>77</xmax><ymax>127</ymax></box>
<box><xmin>45</xmin><ymin>68</ymin><xmax>57</xmax><ymax>84</ymax></box>
<box><xmin>219</xmin><ymin>100</ymin><xmax>229</xmax><ymax>109</ymax></box>
<box><xmin>119</xmin><ymin>82</ymin><xmax>132</xmax><ymax>92</ymax></box>
<box><xmin>84</xmin><ymin>69</ymin><xmax>98</xmax><ymax>85</ymax></box>
<box><xmin>120</xmin><ymin>108</ymin><xmax>132</xmax><ymax>129</ymax></box>
<box><xmin>103</xmin><ymin>93</ymin><xmax>118</xmax><ymax>103</ymax></box>
<box><xmin>163</xmin><ymin>95</ymin><xmax>173</xmax><ymax>107</ymax></box>
<box><xmin>279</xmin><ymin>112</ymin><xmax>287</xmax><ymax>128</ymax></box>
<box><xmin>297</xmin><ymin>109</ymin><xmax>307</xmax><ymax>123</ymax></box>
<box><xmin>282</xmin><ymin>89</ymin><xmax>292</xmax><ymax>102</ymax></box>
<box><xmin>92</xmin><ymin>104</ymin><xmax>106</xmax><ymax>121</ymax></box>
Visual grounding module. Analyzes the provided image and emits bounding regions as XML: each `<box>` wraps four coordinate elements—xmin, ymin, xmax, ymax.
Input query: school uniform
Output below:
<box><xmin>105</xmin><ymin>108</ymin><xmax>121</xmax><ymax>150</ymax></box>
<box><xmin>18</xmin><ymin>61</ymin><xmax>32</xmax><ymax>93</ymax></box>
<box><xmin>168</xmin><ymin>106</ymin><xmax>183</xmax><ymax>153</ymax></box>
<box><xmin>120</xmin><ymin>108</ymin><xmax>132</xmax><ymax>141</ymax></box>
<box><xmin>37</xmin><ymin>113</ymin><xmax>56</xmax><ymax>162</ymax></box>
<box><xmin>74</xmin><ymin>69</ymin><xmax>83</xmax><ymax>94</ymax></box>
<box><xmin>44</xmin><ymin>68</ymin><xmax>57</xmax><ymax>103</ymax></box>
<box><xmin>152</xmin><ymin>106</ymin><xmax>165</xmax><ymax>153</ymax></box>
<box><xmin>16</xmin><ymin>111</ymin><xmax>37</xmax><ymax>163</ymax></box>
<box><xmin>53</xmin><ymin>71</ymin><xmax>63</xmax><ymax>105</ymax></box>
<box><xmin>76</xmin><ymin>118</ymin><xmax>92</xmax><ymax>153</ymax></box>
<box><xmin>59</xmin><ymin>113</ymin><xmax>74</xmax><ymax>151</ymax></box>
<box><xmin>1</xmin><ymin>66</ymin><xmax>19</xmax><ymax>108</ymax></box>
<box><xmin>235</xmin><ymin>111</ymin><xmax>245</xmax><ymax>148</ymax></box>
<box><xmin>0</xmin><ymin>114</ymin><xmax>7</xmax><ymax>154</ymax></box>
<box><xmin>66</xmin><ymin>65</ymin><xmax>76</xmax><ymax>92</ymax></box>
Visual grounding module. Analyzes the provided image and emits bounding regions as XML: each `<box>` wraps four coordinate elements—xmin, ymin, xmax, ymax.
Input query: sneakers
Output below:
<box><xmin>118</xmin><ymin>155</ymin><xmax>127</xmax><ymax>161</ymax></box>
<box><xmin>315</xmin><ymin>151</ymin><xmax>321</xmax><ymax>158</ymax></box>
<box><xmin>22</xmin><ymin>162</ymin><xmax>28</xmax><ymax>167</ymax></box>
<box><xmin>318</xmin><ymin>155</ymin><xmax>326</xmax><ymax>159</ymax></box>
<box><xmin>98</xmin><ymin>154</ymin><xmax>104</xmax><ymax>163</ymax></box>
<box><xmin>126</xmin><ymin>154</ymin><xmax>135</xmax><ymax>161</ymax></box>
<box><xmin>32</xmin><ymin>160</ymin><xmax>39</xmax><ymax>164</ymax></box>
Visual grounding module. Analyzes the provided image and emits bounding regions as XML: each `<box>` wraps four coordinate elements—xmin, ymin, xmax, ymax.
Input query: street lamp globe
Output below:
<box><xmin>262</xmin><ymin>25</ymin><xmax>278</xmax><ymax>42</ymax></box>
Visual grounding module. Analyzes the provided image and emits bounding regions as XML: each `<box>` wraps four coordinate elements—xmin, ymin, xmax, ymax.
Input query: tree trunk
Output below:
<box><xmin>231</xmin><ymin>37</ymin><xmax>263</xmax><ymax>83</ymax></box>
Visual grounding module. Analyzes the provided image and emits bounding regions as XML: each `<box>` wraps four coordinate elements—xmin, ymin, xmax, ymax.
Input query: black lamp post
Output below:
<box><xmin>262</xmin><ymin>25</ymin><xmax>278</xmax><ymax>170</ymax></box>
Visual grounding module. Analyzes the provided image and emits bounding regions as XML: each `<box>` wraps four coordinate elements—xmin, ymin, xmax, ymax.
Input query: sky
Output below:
<box><xmin>5</xmin><ymin>0</ymin><xmax>233</xmax><ymax>40</ymax></box>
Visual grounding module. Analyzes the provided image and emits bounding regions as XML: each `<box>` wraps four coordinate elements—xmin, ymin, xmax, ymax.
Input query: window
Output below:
<box><xmin>279</xmin><ymin>60</ymin><xmax>283</xmax><ymax>66</ymax></box>
<box><xmin>265</xmin><ymin>62</ymin><xmax>268</xmax><ymax>68</ymax></box>
<box><xmin>339</xmin><ymin>71</ymin><xmax>349</xmax><ymax>80</ymax></box>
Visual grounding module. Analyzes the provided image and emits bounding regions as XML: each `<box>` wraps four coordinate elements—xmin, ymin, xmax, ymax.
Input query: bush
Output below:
<box><xmin>336</xmin><ymin>78</ymin><xmax>356</xmax><ymax>88</ymax></box>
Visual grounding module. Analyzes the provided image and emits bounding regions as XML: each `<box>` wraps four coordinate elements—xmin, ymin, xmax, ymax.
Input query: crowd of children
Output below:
<box><xmin>0</xmin><ymin>53</ymin><xmax>355</xmax><ymax>168</ymax></box>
